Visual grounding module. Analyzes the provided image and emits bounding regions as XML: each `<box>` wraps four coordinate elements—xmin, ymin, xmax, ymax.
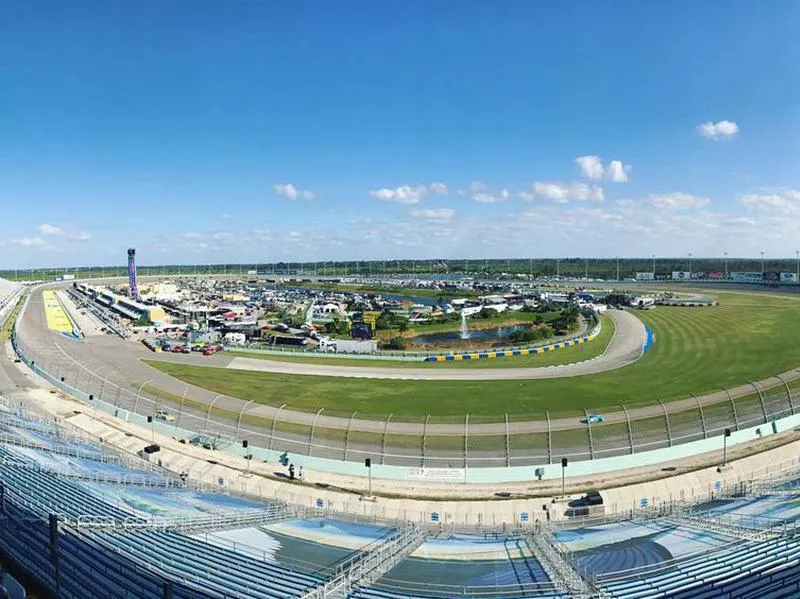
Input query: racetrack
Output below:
<box><xmin>12</xmin><ymin>283</ymin><xmax>800</xmax><ymax>470</ymax></box>
<box><xmin>222</xmin><ymin>309</ymin><xmax>646</xmax><ymax>380</ymax></box>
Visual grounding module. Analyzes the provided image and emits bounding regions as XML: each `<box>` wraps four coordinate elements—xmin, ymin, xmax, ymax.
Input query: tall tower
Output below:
<box><xmin>127</xmin><ymin>248</ymin><xmax>139</xmax><ymax>300</ymax></box>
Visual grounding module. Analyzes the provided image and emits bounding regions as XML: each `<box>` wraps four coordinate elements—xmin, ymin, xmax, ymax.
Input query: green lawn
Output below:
<box><xmin>0</xmin><ymin>296</ymin><xmax>24</xmax><ymax>342</ymax></box>
<box><xmin>144</xmin><ymin>290</ymin><xmax>800</xmax><ymax>419</ymax></box>
<box><xmin>225</xmin><ymin>313</ymin><xmax>613</xmax><ymax>369</ymax></box>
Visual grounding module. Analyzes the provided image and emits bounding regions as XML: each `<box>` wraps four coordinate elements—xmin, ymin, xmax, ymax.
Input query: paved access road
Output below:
<box><xmin>224</xmin><ymin>309</ymin><xmax>647</xmax><ymax>380</ymax></box>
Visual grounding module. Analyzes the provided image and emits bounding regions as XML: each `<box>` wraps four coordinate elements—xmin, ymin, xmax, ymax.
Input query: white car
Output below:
<box><xmin>154</xmin><ymin>410</ymin><xmax>176</xmax><ymax>422</ymax></box>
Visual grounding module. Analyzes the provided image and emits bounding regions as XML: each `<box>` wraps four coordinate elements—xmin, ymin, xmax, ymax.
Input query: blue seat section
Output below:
<box><xmin>350</xmin><ymin>586</ymin><xmax>564</xmax><ymax>598</ymax></box>
<box><xmin>3</xmin><ymin>444</ymin><xmax>169</xmax><ymax>484</ymax></box>
<box><xmin>598</xmin><ymin>535</ymin><xmax>800</xmax><ymax>598</ymax></box>
<box><xmin>0</xmin><ymin>455</ymin><xmax>136</xmax><ymax>521</ymax></box>
<box><xmin>89</xmin><ymin>529</ymin><xmax>325</xmax><ymax>598</ymax></box>
<box><xmin>0</xmin><ymin>502</ymin><xmax>208</xmax><ymax>599</ymax></box>
<box><xmin>351</xmin><ymin>536</ymin><xmax>559</xmax><ymax>599</ymax></box>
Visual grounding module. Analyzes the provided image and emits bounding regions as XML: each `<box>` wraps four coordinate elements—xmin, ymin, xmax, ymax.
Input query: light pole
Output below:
<box><xmin>721</xmin><ymin>428</ymin><xmax>731</xmax><ymax>469</ymax></box>
<box><xmin>365</xmin><ymin>457</ymin><xmax>373</xmax><ymax>499</ymax></box>
<box><xmin>796</xmin><ymin>250</ymin><xmax>799</xmax><ymax>282</ymax></box>
<box><xmin>688</xmin><ymin>253</ymin><xmax>693</xmax><ymax>277</ymax></box>
<box><xmin>724</xmin><ymin>252</ymin><xmax>728</xmax><ymax>277</ymax></box>
<box><xmin>584</xmin><ymin>258</ymin><xmax>589</xmax><ymax>280</ymax></box>
<box><xmin>561</xmin><ymin>457</ymin><xmax>568</xmax><ymax>498</ymax></box>
<box><xmin>615</xmin><ymin>257</ymin><xmax>620</xmax><ymax>281</ymax></box>
<box><xmin>651</xmin><ymin>254</ymin><xmax>655</xmax><ymax>276</ymax></box>
<box><xmin>761</xmin><ymin>252</ymin><xmax>765</xmax><ymax>274</ymax></box>
<box><xmin>556</xmin><ymin>259</ymin><xmax>560</xmax><ymax>279</ymax></box>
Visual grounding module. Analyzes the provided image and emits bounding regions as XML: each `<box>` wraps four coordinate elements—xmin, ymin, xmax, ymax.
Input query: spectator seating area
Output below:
<box><xmin>3</xmin><ymin>397</ymin><xmax>800</xmax><ymax>598</ymax></box>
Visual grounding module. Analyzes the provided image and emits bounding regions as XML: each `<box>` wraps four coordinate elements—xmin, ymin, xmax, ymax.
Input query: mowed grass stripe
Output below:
<box><xmin>145</xmin><ymin>291</ymin><xmax>800</xmax><ymax>419</ymax></box>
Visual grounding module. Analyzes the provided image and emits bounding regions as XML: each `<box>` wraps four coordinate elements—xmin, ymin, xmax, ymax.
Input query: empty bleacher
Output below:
<box><xmin>5</xmin><ymin>395</ymin><xmax>800</xmax><ymax>597</ymax></box>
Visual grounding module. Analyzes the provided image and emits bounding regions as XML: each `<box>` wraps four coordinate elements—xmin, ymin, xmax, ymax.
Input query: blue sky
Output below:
<box><xmin>1</xmin><ymin>0</ymin><xmax>799</xmax><ymax>268</ymax></box>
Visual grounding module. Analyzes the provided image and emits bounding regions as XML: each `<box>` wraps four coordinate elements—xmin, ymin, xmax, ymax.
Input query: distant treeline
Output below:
<box><xmin>1</xmin><ymin>257</ymin><xmax>798</xmax><ymax>282</ymax></box>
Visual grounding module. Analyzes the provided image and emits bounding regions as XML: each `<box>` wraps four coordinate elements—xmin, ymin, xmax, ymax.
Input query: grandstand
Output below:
<box><xmin>2</xmin><ymin>398</ymin><xmax>800</xmax><ymax>597</ymax></box>
<box><xmin>0</xmin><ymin>277</ymin><xmax>22</xmax><ymax>320</ymax></box>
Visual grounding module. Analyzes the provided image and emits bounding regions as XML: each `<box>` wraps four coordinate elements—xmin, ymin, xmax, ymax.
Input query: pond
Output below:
<box><xmin>410</xmin><ymin>324</ymin><xmax>532</xmax><ymax>346</ymax></box>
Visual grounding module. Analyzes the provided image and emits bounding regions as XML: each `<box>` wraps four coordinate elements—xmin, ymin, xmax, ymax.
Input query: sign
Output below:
<box><xmin>672</xmin><ymin>271</ymin><xmax>691</xmax><ymax>281</ymax></box>
<box><xmin>635</xmin><ymin>272</ymin><xmax>655</xmax><ymax>281</ymax></box>
<box><xmin>715</xmin><ymin>480</ymin><xmax>722</xmax><ymax>490</ymax></box>
<box><xmin>431</xmin><ymin>512</ymin><xmax>440</xmax><ymax>522</ymax></box>
<box><xmin>731</xmin><ymin>272</ymin><xmax>763</xmax><ymax>283</ymax></box>
<box><xmin>408</xmin><ymin>468</ymin><xmax>465</xmax><ymax>482</ymax></box>
<box><xmin>764</xmin><ymin>271</ymin><xmax>781</xmax><ymax>282</ymax></box>
<box><xmin>781</xmin><ymin>272</ymin><xmax>798</xmax><ymax>283</ymax></box>
<box><xmin>640</xmin><ymin>498</ymin><xmax>648</xmax><ymax>507</ymax></box>
<box><xmin>315</xmin><ymin>498</ymin><xmax>324</xmax><ymax>508</ymax></box>
<box><xmin>707</xmin><ymin>271</ymin><xmax>725</xmax><ymax>280</ymax></box>
<box><xmin>520</xmin><ymin>512</ymin><xmax>529</xmax><ymax>522</ymax></box>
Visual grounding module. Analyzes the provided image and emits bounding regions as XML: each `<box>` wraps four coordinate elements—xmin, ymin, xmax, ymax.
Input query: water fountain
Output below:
<box><xmin>460</xmin><ymin>312</ymin><xmax>470</xmax><ymax>340</ymax></box>
<box><xmin>305</xmin><ymin>302</ymin><xmax>315</xmax><ymax>325</ymax></box>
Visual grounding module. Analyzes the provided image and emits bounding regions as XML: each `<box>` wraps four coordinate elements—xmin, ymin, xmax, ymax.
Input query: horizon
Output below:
<box><xmin>2</xmin><ymin>1</ymin><xmax>799</xmax><ymax>268</ymax></box>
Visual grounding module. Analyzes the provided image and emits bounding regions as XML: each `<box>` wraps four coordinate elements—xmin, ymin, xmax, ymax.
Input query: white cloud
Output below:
<box><xmin>37</xmin><ymin>223</ymin><xmax>63</xmax><ymax>235</ymax></box>
<box><xmin>470</xmin><ymin>181</ymin><xmax>488</xmax><ymax>194</ymax></box>
<box><xmin>429</xmin><ymin>182</ymin><xmax>449</xmax><ymax>195</ymax></box>
<box><xmin>741</xmin><ymin>189</ymin><xmax>800</xmax><ymax>214</ymax></box>
<box><xmin>645</xmin><ymin>192</ymin><xmax>711</xmax><ymax>210</ymax></box>
<box><xmin>697</xmin><ymin>120</ymin><xmax>739</xmax><ymax>140</ymax></box>
<box><xmin>473</xmin><ymin>188</ymin><xmax>509</xmax><ymax>204</ymax></box>
<box><xmin>274</xmin><ymin>183</ymin><xmax>315</xmax><ymax>200</ymax></box>
<box><xmin>370</xmin><ymin>185</ymin><xmax>428</xmax><ymax>204</ymax></box>
<box><xmin>532</xmin><ymin>181</ymin><xmax>604</xmax><ymax>203</ymax></box>
<box><xmin>13</xmin><ymin>237</ymin><xmax>45</xmax><ymax>247</ymax></box>
<box><xmin>575</xmin><ymin>156</ymin><xmax>605</xmax><ymax>180</ymax></box>
<box><xmin>607</xmin><ymin>160</ymin><xmax>631</xmax><ymax>183</ymax></box>
<box><xmin>411</xmin><ymin>208</ymin><xmax>455</xmax><ymax>220</ymax></box>
<box><xmin>69</xmin><ymin>231</ymin><xmax>91</xmax><ymax>241</ymax></box>
<box><xmin>575</xmin><ymin>156</ymin><xmax>631</xmax><ymax>182</ymax></box>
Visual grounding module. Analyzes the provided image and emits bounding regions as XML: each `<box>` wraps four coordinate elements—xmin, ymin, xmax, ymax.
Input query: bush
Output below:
<box><xmin>382</xmin><ymin>336</ymin><xmax>408</xmax><ymax>350</ymax></box>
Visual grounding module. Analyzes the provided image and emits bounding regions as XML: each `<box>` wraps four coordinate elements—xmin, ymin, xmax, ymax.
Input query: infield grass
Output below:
<box><xmin>144</xmin><ymin>290</ymin><xmax>800</xmax><ymax>419</ymax></box>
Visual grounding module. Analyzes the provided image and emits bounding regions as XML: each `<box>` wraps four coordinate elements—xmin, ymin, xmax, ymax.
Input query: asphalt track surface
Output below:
<box><xmin>12</xmin><ymin>285</ymin><xmax>800</xmax><ymax>468</ymax></box>
<box><xmin>224</xmin><ymin>309</ymin><xmax>646</xmax><ymax>380</ymax></box>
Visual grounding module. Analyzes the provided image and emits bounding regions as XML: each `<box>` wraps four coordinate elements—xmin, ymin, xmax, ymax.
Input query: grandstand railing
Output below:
<box><xmin>306</xmin><ymin>524</ymin><xmax>428</xmax><ymax>598</ymax></box>
<box><xmin>0</xmin><ymin>484</ymin><xmax>295</xmax><ymax>532</ymax></box>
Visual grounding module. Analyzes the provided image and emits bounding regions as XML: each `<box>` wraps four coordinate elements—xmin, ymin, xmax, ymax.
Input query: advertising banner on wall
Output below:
<box><xmin>408</xmin><ymin>468</ymin><xmax>466</xmax><ymax>482</ymax></box>
<box><xmin>780</xmin><ymin>272</ymin><xmax>798</xmax><ymax>283</ymax></box>
<box><xmin>672</xmin><ymin>271</ymin><xmax>692</xmax><ymax>281</ymax></box>
<box><xmin>636</xmin><ymin>272</ymin><xmax>655</xmax><ymax>281</ymax></box>
<box><xmin>764</xmin><ymin>271</ymin><xmax>781</xmax><ymax>282</ymax></box>
<box><xmin>731</xmin><ymin>272</ymin><xmax>764</xmax><ymax>283</ymax></box>
<box><xmin>707</xmin><ymin>271</ymin><xmax>725</xmax><ymax>280</ymax></box>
